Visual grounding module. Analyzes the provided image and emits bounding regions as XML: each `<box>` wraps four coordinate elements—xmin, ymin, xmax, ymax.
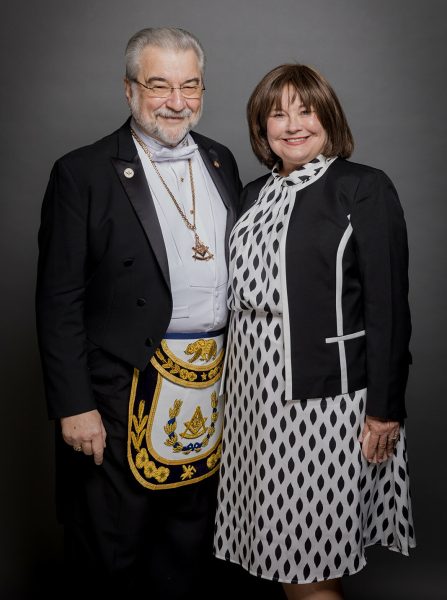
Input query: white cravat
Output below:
<box><xmin>136</xmin><ymin>133</ymin><xmax>198</xmax><ymax>162</ymax></box>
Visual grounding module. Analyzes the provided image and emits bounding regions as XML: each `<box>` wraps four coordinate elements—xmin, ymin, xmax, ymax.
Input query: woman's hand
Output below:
<box><xmin>359</xmin><ymin>415</ymin><xmax>400</xmax><ymax>463</ymax></box>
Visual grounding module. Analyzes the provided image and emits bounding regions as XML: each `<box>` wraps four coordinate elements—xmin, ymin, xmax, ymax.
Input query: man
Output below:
<box><xmin>36</xmin><ymin>27</ymin><xmax>241</xmax><ymax>597</ymax></box>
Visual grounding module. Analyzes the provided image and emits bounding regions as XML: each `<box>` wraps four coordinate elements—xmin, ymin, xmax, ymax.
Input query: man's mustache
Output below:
<box><xmin>154</xmin><ymin>108</ymin><xmax>193</xmax><ymax>118</ymax></box>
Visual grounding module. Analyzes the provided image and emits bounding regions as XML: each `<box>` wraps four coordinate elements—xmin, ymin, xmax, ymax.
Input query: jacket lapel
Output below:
<box><xmin>111</xmin><ymin>122</ymin><xmax>236</xmax><ymax>278</ymax></box>
<box><xmin>111</xmin><ymin>121</ymin><xmax>170</xmax><ymax>288</ymax></box>
<box><xmin>193</xmin><ymin>133</ymin><xmax>235</xmax><ymax>208</ymax></box>
<box><xmin>195</xmin><ymin>143</ymin><xmax>231</xmax><ymax>208</ymax></box>
<box><xmin>192</xmin><ymin>133</ymin><xmax>237</xmax><ymax>262</ymax></box>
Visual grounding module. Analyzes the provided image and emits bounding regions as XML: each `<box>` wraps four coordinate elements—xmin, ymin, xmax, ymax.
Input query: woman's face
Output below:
<box><xmin>266</xmin><ymin>86</ymin><xmax>327</xmax><ymax>175</ymax></box>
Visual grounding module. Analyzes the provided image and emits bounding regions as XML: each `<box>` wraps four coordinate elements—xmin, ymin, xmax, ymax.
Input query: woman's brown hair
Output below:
<box><xmin>247</xmin><ymin>64</ymin><xmax>354</xmax><ymax>169</ymax></box>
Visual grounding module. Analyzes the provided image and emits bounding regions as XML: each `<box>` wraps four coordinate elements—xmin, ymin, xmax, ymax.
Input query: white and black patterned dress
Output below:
<box><xmin>214</xmin><ymin>157</ymin><xmax>415</xmax><ymax>584</ymax></box>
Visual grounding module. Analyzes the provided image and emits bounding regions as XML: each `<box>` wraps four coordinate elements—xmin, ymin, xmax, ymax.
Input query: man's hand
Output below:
<box><xmin>359</xmin><ymin>415</ymin><xmax>400</xmax><ymax>464</ymax></box>
<box><xmin>61</xmin><ymin>409</ymin><xmax>107</xmax><ymax>465</ymax></box>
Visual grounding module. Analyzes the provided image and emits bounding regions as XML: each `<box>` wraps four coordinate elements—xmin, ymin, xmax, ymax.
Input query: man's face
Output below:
<box><xmin>125</xmin><ymin>46</ymin><xmax>203</xmax><ymax>147</ymax></box>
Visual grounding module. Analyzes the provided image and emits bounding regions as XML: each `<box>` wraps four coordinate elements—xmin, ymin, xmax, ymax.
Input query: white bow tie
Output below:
<box><xmin>150</xmin><ymin>143</ymin><xmax>198</xmax><ymax>162</ymax></box>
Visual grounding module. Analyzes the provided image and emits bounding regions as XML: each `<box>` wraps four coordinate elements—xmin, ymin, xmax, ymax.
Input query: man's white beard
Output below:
<box><xmin>129</xmin><ymin>96</ymin><xmax>202</xmax><ymax>147</ymax></box>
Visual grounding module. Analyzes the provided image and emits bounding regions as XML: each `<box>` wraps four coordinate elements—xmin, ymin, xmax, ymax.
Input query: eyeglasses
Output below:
<box><xmin>131</xmin><ymin>79</ymin><xmax>205</xmax><ymax>99</ymax></box>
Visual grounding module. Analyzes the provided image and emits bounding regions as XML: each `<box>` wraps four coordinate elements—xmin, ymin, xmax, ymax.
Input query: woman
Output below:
<box><xmin>214</xmin><ymin>64</ymin><xmax>415</xmax><ymax>599</ymax></box>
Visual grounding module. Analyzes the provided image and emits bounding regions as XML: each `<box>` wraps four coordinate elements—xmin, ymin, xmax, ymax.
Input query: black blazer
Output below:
<box><xmin>240</xmin><ymin>159</ymin><xmax>411</xmax><ymax>421</ymax></box>
<box><xmin>36</xmin><ymin>120</ymin><xmax>242</xmax><ymax>419</ymax></box>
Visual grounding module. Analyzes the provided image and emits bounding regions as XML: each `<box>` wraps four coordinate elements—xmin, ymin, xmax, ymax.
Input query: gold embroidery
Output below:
<box><xmin>150</xmin><ymin>342</ymin><xmax>223</xmax><ymax>389</ymax></box>
<box><xmin>163</xmin><ymin>392</ymin><xmax>219</xmax><ymax>455</ymax></box>
<box><xmin>131</xmin><ymin>399</ymin><xmax>148</xmax><ymax>451</ymax></box>
<box><xmin>180</xmin><ymin>465</ymin><xmax>197</xmax><ymax>480</ymax></box>
<box><xmin>134</xmin><ymin>448</ymin><xmax>170</xmax><ymax>482</ymax></box>
<box><xmin>185</xmin><ymin>339</ymin><xmax>218</xmax><ymax>363</ymax></box>
<box><xmin>163</xmin><ymin>399</ymin><xmax>183</xmax><ymax>453</ymax></box>
<box><xmin>161</xmin><ymin>339</ymin><xmax>224</xmax><ymax>371</ymax></box>
<box><xmin>207</xmin><ymin>444</ymin><xmax>222</xmax><ymax>469</ymax></box>
<box><xmin>180</xmin><ymin>406</ymin><xmax>208</xmax><ymax>439</ymax></box>
<box><xmin>156</xmin><ymin>350</ymin><xmax>198</xmax><ymax>382</ymax></box>
<box><xmin>128</xmin><ymin>333</ymin><xmax>224</xmax><ymax>490</ymax></box>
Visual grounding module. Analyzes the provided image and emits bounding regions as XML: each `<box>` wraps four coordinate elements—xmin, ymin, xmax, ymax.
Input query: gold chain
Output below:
<box><xmin>131</xmin><ymin>128</ymin><xmax>214</xmax><ymax>261</ymax></box>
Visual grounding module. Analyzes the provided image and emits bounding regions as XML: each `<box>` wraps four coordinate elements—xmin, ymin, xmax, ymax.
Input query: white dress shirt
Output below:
<box><xmin>131</xmin><ymin>121</ymin><xmax>228</xmax><ymax>333</ymax></box>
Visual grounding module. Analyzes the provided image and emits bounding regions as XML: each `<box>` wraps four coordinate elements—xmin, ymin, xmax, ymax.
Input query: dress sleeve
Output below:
<box><xmin>350</xmin><ymin>169</ymin><xmax>412</xmax><ymax>421</ymax></box>
<box><xmin>36</xmin><ymin>158</ymin><xmax>96</xmax><ymax>419</ymax></box>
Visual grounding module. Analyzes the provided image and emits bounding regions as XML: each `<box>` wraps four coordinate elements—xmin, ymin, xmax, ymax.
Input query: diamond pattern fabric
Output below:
<box><xmin>214</xmin><ymin>161</ymin><xmax>415</xmax><ymax>583</ymax></box>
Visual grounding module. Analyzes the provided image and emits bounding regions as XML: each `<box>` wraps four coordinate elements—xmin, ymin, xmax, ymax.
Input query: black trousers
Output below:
<box><xmin>55</xmin><ymin>345</ymin><xmax>222</xmax><ymax>599</ymax></box>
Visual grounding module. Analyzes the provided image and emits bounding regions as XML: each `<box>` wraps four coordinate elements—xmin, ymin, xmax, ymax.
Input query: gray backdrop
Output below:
<box><xmin>1</xmin><ymin>0</ymin><xmax>445</xmax><ymax>597</ymax></box>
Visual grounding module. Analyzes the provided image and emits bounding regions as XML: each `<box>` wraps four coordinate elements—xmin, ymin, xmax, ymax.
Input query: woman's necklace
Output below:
<box><xmin>131</xmin><ymin>129</ymin><xmax>214</xmax><ymax>261</ymax></box>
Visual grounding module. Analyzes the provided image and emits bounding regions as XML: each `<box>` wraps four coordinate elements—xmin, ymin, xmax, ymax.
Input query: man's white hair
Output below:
<box><xmin>125</xmin><ymin>27</ymin><xmax>206</xmax><ymax>80</ymax></box>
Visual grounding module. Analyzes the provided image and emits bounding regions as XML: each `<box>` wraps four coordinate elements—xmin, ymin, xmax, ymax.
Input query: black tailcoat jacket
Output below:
<box><xmin>240</xmin><ymin>159</ymin><xmax>411</xmax><ymax>421</ymax></box>
<box><xmin>36</xmin><ymin>120</ymin><xmax>242</xmax><ymax>419</ymax></box>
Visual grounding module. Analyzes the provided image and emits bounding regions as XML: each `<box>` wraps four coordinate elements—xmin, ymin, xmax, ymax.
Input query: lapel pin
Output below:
<box><xmin>213</xmin><ymin>160</ymin><xmax>220</xmax><ymax>168</ymax></box>
<box><xmin>124</xmin><ymin>168</ymin><xmax>134</xmax><ymax>178</ymax></box>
